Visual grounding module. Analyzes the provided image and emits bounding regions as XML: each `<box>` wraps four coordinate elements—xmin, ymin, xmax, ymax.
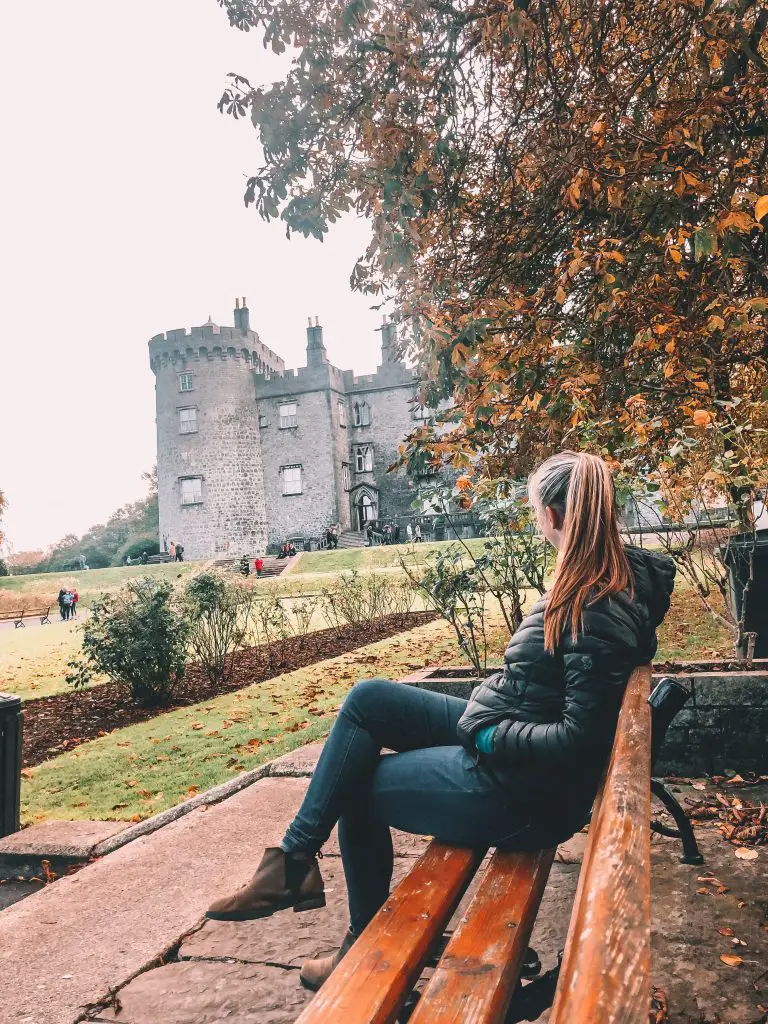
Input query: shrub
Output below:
<box><xmin>67</xmin><ymin>577</ymin><xmax>189</xmax><ymax>706</ymax></box>
<box><xmin>0</xmin><ymin>558</ymin><xmax>9</xmax><ymax>577</ymax></box>
<box><xmin>183</xmin><ymin>572</ymin><xmax>251</xmax><ymax>685</ymax></box>
<box><xmin>118</xmin><ymin>537</ymin><xmax>161</xmax><ymax>564</ymax></box>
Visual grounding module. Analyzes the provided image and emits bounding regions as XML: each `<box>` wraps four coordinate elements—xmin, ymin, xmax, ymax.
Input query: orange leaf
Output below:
<box><xmin>754</xmin><ymin>195</ymin><xmax>768</xmax><ymax>223</ymax></box>
<box><xmin>719</xmin><ymin>953</ymin><xmax>743</xmax><ymax>968</ymax></box>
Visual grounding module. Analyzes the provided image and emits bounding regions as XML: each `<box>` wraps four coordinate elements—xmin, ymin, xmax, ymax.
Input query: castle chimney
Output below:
<box><xmin>233</xmin><ymin>297</ymin><xmax>250</xmax><ymax>334</ymax></box>
<box><xmin>306</xmin><ymin>315</ymin><xmax>327</xmax><ymax>367</ymax></box>
<box><xmin>380</xmin><ymin>316</ymin><xmax>398</xmax><ymax>364</ymax></box>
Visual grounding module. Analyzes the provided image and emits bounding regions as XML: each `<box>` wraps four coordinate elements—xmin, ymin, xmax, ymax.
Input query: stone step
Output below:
<box><xmin>337</xmin><ymin>531</ymin><xmax>367</xmax><ymax>549</ymax></box>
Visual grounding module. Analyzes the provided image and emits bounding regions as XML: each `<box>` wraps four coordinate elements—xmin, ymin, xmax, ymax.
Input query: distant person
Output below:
<box><xmin>406</xmin><ymin>522</ymin><xmax>413</xmax><ymax>543</ymax></box>
<box><xmin>163</xmin><ymin>534</ymin><xmax>169</xmax><ymax>553</ymax></box>
<box><xmin>58</xmin><ymin>588</ymin><xmax>68</xmax><ymax>621</ymax></box>
<box><xmin>255</xmin><ymin>557</ymin><xmax>264</xmax><ymax>577</ymax></box>
<box><xmin>169</xmin><ymin>541</ymin><xmax>176</xmax><ymax>561</ymax></box>
<box><xmin>71</xmin><ymin>589</ymin><xmax>79</xmax><ymax>618</ymax></box>
<box><xmin>414</xmin><ymin>523</ymin><xmax>422</xmax><ymax>543</ymax></box>
<box><xmin>175</xmin><ymin>544</ymin><xmax>184</xmax><ymax>563</ymax></box>
<box><xmin>125</xmin><ymin>555</ymin><xmax>132</xmax><ymax>566</ymax></box>
<box><xmin>61</xmin><ymin>590</ymin><xmax>74</xmax><ymax>621</ymax></box>
<box><xmin>289</xmin><ymin>543</ymin><xmax>297</xmax><ymax>557</ymax></box>
<box><xmin>366</xmin><ymin>525</ymin><xmax>373</xmax><ymax>546</ymax></box>
<box><xmin>141</xmin><ymin>551</ymin><xmax>149</xmax><ymax>565</ymax></box>
<box><xmin>325</xmin><ymin>527</ymin><xmax>334</xmax><ymax>549</ymax></box>
<box><xmin>394</xmin><ymin>524</ymin><xmax>401</xmax><ymax>544</ymax></box>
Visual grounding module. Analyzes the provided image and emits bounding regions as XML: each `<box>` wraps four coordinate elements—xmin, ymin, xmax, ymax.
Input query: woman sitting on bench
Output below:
<box><xmin>206</xmin><ymin>451</ymin><xmax>675</xmax><ymax>991</ymax></box>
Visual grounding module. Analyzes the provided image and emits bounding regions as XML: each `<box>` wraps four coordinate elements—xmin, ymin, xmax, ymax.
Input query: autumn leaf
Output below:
<box><xmin>718</xmin><ymin>927</ymin><xmax>734</xmax><ymax>936</ymax></box>
<box><xmin>756</xmin><ymin>195</ymin><xmax>768</xmax><ymax>223</ymax></box>
<box><xmin>734</xmin><ymin>847</ymin><xmax>758</xmax><ymax>860</ymax></box>
<box><xmin>692</xmin><ymin>409</ymin><xmax>713</xmax><ymax>427</ymax></box>
<box><xmin>719</xmin><ymin>953</ymin><xmax>743</xmax><ymax>968</ymax></box>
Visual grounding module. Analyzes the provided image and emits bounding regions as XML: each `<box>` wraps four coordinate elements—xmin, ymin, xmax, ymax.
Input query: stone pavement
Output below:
<box><xmin>0</xmin><ymin>744</ymin><xmax>766</xmax><ymax>1024</ymax></box>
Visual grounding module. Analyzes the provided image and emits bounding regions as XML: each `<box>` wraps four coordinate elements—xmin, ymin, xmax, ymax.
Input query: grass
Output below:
<box><xmin>0</xmin><ymin>562</ymin><xmax>198</xmax><ymax>611</ymax></box>
<box><xmin>21</xmin><ymin>615</ymin><xmax>507</xmax><ymax>824</ymax></box>
<box><xmin>292</xmin><ymin>537</ymin><xmax>489</xmax><ymax>576</ymax></box>
<box><xmin>0</xmin><ymin>618</ymin><xmax>103</xmax><ymax>701</ymax></box>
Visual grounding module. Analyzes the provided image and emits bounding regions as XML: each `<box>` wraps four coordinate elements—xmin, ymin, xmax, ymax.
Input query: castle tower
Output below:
<box><xmin>149</xmin><ymin>300</ymin><xmax>286</xmax><ymax>560</ymax></box>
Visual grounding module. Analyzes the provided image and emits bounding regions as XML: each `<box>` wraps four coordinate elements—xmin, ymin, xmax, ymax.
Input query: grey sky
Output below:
<box><xmin>0</xmin><ymin>1</ymin><xmax>385</xmax><ymax>554</ymax></box>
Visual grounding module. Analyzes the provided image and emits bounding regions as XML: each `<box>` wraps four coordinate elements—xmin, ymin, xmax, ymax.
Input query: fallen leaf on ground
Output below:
<box><xmin>735</xmin><ymin>847</ymin><xmax>759</xmax><ymax>860</ymax></box>
<box><xmin>691</xmin><ymin>780</ymin><xmax>708</xmax><ymax>790</ymax></box>
<box><xmin>718</xmin><ymin>927</ymin><xmax>735</xmax><ymax>936</ymax></box>
<box><xmin>720</xmin><ymin>953</ymin><xmax>743</xmax><ymax>968</ymax></box>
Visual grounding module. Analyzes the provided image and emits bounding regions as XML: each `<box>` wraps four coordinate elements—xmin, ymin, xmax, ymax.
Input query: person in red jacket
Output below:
<box><xmin>71</xmin><ymin>589</ymin><xmax>79</xmax><ymax>618</ymax></box>
<box><xmin>254</xmin><ymin>557</ymin><xmax>264</xmax><ymax>577</ymax></box>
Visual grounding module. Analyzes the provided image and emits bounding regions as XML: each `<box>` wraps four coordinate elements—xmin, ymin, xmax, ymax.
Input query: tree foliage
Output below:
<box><xmin>217</xmin><ymin>0</ymin><xmax>768</xmax><ymax>489</ymax></box>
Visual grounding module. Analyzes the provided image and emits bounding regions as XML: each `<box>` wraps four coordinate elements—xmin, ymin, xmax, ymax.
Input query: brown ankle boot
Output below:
<box><xmin>299</xmin><ymin>929</ymin><xmax>356</xmax><ymax>991</ymax></box>
<box><xmin>206</xmin><ymin>848</ymin><xmax>325</xmax><ymax>921</ymax></box>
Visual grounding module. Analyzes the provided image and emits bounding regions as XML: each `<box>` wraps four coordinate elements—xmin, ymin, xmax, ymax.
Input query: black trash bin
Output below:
<box><xmin>723</xmin><ymin>530</ymin><xmax>768</xmax><ymax>659</ymax></box>
<box><xmin>0</xmin><ymin>693</ymin><xmax>23</xmax><ymax>839</ymax></box>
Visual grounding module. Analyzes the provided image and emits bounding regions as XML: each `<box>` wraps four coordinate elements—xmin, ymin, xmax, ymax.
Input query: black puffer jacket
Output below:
<box><xmin>457</xmin><ymin>547</ymin><xmax>675</xmax><ymax>818</ymax></box>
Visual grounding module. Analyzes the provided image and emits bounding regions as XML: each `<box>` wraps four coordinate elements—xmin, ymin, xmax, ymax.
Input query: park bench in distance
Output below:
<box><xmin>297</xmin><ymin>664</ymin><xmax>693</xmax><ymax>1024</ymax></box>
<box><xmin>0</xmin><ymin>606</ymin><xmax>51</xmax><ymax>629</ymax></box>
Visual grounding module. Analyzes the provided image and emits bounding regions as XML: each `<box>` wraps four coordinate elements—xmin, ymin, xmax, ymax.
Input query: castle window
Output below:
<box><xmin>342</xmin><ymin>462</ymin><xmax>351</xmax><ymax>491</ymax></box>
<box><xmin>338</xmin><ymin>400</ymin><xmax>347</xmax><ymax>427</ymax></box>
<box><xmin>279</xmin><ymin>402</ymin><xmax>298</xmax><ymax>428</ymax></box>
<box><xmin>179</xmin><ymin>373</ymin><xmax>193</xmax><ymax>392</ymax></box>
<box><xmin>180</xmin><ymin>477</ymin><xmax>202</xmax><ymax>505</ymax></box>
<box><xmin>179</xmin><ymin>408</ymin><xmax>198</xmax><ymax>434</ymax></box>
<box><xmin>259</xmin><ymin>414</ymin><xmax>269</xmax><ymax>428</ymax></box>
<box><xmin>355</xmin><ymin>445</ymin><xmax>374</xmax><ymax>473</ymax></box>
<box><xmin>353</xmin><ymin>400</ymin><xmax>371</xmax><ymax>427</ymax></box>
<box><xmin>281</xmin><ymin>465</ymin><xmax>303</xmax><ymax>496</ymax></box>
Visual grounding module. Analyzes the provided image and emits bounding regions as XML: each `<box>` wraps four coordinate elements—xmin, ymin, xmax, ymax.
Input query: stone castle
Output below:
<box><xmin>149</xmin><ymin>300</ymin><xmax>430</xmax><ymax>559</ymax></box>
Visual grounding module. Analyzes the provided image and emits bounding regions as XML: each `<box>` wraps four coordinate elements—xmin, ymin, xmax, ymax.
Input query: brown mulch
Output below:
<box><xmin>22</xmin><ymin>611</ymin><xmax>439</xmax><ymax>768</ymax></box>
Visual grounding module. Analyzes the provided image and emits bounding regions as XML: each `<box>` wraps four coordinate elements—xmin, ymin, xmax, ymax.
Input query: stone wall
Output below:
<box><xmin>347</xmin><ymin>361</ymin><xmax>420</xmax><ymax>525</ymax></box>
<box><xmin>257</xmin><ymin>375</ymin><xmax>339</xmax><ymax>548</ymax></box>
<box><xmin>152</xmin><ymin>346</ymin><xmax>269</xmax><ymax>561</ymax></box>
<box><xmin>654</xmin><ymin>670</ymin><xmax>768</xmax><ymax>776</ymax></box>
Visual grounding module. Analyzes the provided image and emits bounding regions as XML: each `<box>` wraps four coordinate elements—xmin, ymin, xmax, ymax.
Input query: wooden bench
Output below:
<box><xmin>296</xmin><ymin>664</ymin><xmax>683</xmax><ymax>1024</ymax></box>
<box><xmin>0</xmin><ymin>606</ymin><xmax>51</xmax><ymax>629</ymax></box>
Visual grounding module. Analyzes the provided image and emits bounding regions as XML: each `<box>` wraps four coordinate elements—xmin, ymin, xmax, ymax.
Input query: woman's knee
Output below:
<box><xmin>341</xmin><ymin>678</ymin><xmax>393</xmax><ymax>719</ymax></box>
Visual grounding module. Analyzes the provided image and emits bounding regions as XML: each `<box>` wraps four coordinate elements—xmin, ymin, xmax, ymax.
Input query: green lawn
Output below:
<box><xmin>292</xmin><ymin>537</ymin><xmax>489</xmax><ymax>576</ymax></box>
<box><xmin>0</xmin><ymin>618</ymin><xmax>103</xmax><ymax>701</ymax></box>
<box><xmin>0</xmin><ymin>562</ymin><xmax>198</xmax><ymax>611</ymax></box>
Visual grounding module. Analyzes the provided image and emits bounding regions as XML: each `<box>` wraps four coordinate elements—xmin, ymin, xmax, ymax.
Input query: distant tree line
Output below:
<box><xmin>9</xmin><ymin>468</ymin><xmax>159</xmax><ymax>575</ymax></box>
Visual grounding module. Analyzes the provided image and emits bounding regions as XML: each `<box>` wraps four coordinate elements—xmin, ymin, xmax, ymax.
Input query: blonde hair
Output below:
<box><xmin>529</xmin><ymin>451</ymin><xmax>632</xmax><ymax>652</ymax></box>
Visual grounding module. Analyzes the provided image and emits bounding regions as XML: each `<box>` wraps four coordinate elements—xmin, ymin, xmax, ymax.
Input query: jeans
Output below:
<box><xmin>281</xmin><ymin>679</ymin><xmax>536</xmax><ymax>935</ymax></box>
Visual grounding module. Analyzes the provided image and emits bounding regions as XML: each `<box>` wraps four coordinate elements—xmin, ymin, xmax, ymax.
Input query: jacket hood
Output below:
<box><xmin>625</xmin><ymin>546</ymin><xmax>676</xmax><ymax>630</ymax></box>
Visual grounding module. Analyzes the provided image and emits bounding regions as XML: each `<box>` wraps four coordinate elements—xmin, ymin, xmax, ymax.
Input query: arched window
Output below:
<box><xmin>353</xmin><ymin>400</ymin><xmax>371</xmax><ymax>427</ymax></box>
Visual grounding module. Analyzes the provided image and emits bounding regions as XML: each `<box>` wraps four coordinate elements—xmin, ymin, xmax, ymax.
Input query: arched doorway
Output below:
<box><xmin>351</xmin><ymin>486</ymin><xmax>378</xmax><ymax>531</ymax></box>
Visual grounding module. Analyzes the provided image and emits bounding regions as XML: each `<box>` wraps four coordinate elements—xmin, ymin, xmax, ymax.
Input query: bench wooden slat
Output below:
<box><xmin>549</xmin><ymin>664</ymin><xmax>652</xmax><ymax>1024</ymax></box>
<box><xmin>295</xmin><ymin>842</ymin><xmax>484</xmax><ymax>1024</ymax></box>
<box><xmin>408</xmin><ymin>846</ymin><xmax>556</xmax><ymax>1024</ymax></box>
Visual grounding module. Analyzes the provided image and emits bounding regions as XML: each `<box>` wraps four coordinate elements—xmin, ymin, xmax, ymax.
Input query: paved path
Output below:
<box><xmin>1</xmin><ymin>750</ymin><xmax>766</xmax><ymax>1023</ymax></box>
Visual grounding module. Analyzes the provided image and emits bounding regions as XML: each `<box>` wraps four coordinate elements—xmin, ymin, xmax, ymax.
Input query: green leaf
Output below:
<box><xmin>694</xmin><ymin>227</ymin><xmax>717</xmax><ymax>262</ymax></box>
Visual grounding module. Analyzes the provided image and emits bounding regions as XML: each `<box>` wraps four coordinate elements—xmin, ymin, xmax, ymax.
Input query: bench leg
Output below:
<box><xmin>651</xmin><ymin>778</ymin><xmax>704</xmax><ymax>865</ymax></box>
<box><xmin>41</xmin><ymin>616</ymin><xmax>51</xmax><ymax>625</ymax></box>
<box><xmin>14</xmin><ymin>621</ymin><xmax>25</xmax><ymax>628</ymax></box>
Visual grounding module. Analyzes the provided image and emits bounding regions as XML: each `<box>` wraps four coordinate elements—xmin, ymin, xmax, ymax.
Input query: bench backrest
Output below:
<box><xmin>549</xmin><ymin>663</ymin><xmax>652</xmax><ymax>1024</ymax></box>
